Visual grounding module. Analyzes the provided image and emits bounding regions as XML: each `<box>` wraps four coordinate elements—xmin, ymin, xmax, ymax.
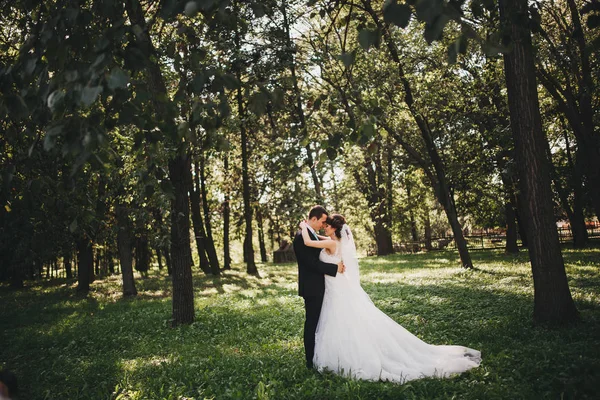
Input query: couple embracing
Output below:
<box><xmin>293</xmin><ymin>205</ymin><xmax>481</xmax><ymax>383</ymax></box>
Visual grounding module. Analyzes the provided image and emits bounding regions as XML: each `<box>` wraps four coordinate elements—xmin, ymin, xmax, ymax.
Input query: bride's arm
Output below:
<box><xmin>301</xmin><ymin>222</ymin><xmax>335</xmax><ymax>250</ymax></box>
<box><xmin>316</xmin><ymin>234</ymin><xmax>329</xmax><ymax>240</ymax></box>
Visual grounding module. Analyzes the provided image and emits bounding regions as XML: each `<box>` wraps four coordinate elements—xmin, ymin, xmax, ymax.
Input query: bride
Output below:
<box><xmin>299</xmin><ymin>214</ymin><xmax>481</xmax><ymax>383</ymax></box>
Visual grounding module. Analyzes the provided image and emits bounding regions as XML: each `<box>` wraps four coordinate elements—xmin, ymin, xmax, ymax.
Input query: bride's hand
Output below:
<box><xmin>299</xmin><ymin>220</ymin><xmax>307</xmax><ymax>229</ymax></box>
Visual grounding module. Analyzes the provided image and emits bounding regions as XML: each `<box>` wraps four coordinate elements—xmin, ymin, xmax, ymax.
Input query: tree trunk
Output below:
<box><xmin>135</xmin><ymin>234</ymin><xmax>150</xmax><ymax>276</ymax></box>
<box><xmin>222</xmin><ymin>153</ymin><xmax>232</xmax><ymax>270</ymax></box>
<box><xmin>76</xmin><ymin>238</ymin><xmax>92</xmax><ymax>293</ymax></box>
<box><xmin>256</xmin><ymin>207</ymin><xmax>268</xmax><ymax>262</ymax></box>
<box><xmin>155</xmin><ymin>247</ymin><xmax>163</xmax><ymax>271</ymax></box>
<box><xmin>406</xmin><ymin>183</ymin><xmax>419</xmax><ymax>242</ymax></box>
<box><xmin>424</xmin><ymin>212</ymin><xmax>432</xmax><ymax>251</ymax></box>
<box><xmin>281</xmin><ymin>0</ymin><xmax>323</xmax><ymax>203</ymax></box>
<box><xmin>116</xmin><ymin>202</ymin><xmax>137</xmax><ymax>296</ymax></box>
<box><xmin>125</xmin><ymin>0</ymin><xmax>195</xmax><ymax>325</ymax></box>
<box><xmin>500</xmin><ymin>0</ymin><xmax>578</xmax><ymax>324</ymax></box>
<box><xmin>505</xmin><ymin>198</ymin><xmax>519</xmax><ymax>254</ymax></box>
<box><xmin>188</xmin><ymin>159</ymin><xmax>212</xmax><ymax>274</ymax></box>
<box><xmin>64</xmin><ymin>251</ymin><xmax>73</xmax><ymax>279</ymax></box>
<box><xmin>108</xmin><ymin>251</ymin><xmax>115</xmax><ymax>275</ymax></box>
<box><xmin>169</xmin><ymin>154</ymin><xmax>195</xmax><ymax>325</ymax></box>
<box><xmin>234</xmin><ymin>2</ymin><xmax>257</xmax><ymax>275</ymax></box>
<box><xmin>361</xmin><ymin>0</ymin><xmax>472</xmax><ymax>268</ymax></box>
<box><xmin>163</xmin><ymin>246</ymin><xmax>172</xmax><ymax>276</ymax></box>
<box><xmin>197</xmin><ymin>157</ymin><xmax>220</xmax><ymax>274</ymax></box>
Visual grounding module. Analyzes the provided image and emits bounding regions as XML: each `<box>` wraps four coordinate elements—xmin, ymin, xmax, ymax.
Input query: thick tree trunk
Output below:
<box><xmin>169</xmin><ymin>155</ymin><xmax>195</xmax><ymax>325</ymax></box>
<box><xmin>197</xmin><ymin>158</ymin><xmax>220</xmax><ymax>275</ymax></box>
<box><xmin>500</xmin><ymin>0</ymin><xmax>578</xmax><ymax>324</ymax></box>
<box><xmin>188</xmin><ymin>159</ymin><xmax>212</xmax><ymax>275</ymax></box>
<box><xmin>116</xmin><ymin>202</ymin><xmax>137</xmax><ymax>296</ymax></box>
<box><xmin>76</xmin><ymin>238</ymin><xmax>92</xmax><ymax>293</ymax></box>
<box><xmin>126</xmin><ymin>0</ymin><xmax>195</xmax><ymax>325</ymax></box>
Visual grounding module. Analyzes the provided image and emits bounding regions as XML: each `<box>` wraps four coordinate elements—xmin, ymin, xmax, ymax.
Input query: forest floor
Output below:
<box><xmin>1</xmin><ymin>247</ymin><xmax>599</xmax><ymax>399</ymax></box>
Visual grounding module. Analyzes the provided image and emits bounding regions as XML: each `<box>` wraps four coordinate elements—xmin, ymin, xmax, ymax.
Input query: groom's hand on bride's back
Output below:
<box><xmin>337</xmin><ymin>262</ymin><xmax>345</xmax><ymax>273</ymax></box>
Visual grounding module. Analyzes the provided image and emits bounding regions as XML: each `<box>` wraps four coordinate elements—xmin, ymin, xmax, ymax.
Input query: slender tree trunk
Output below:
<box><xmin>505</xmin><ymin>198</ymin><xmax>519</xmax><ymax>254</ymax></box>
<box><xmin>64</xmin><ymin>251</ymin><xmax>73</xmax><ymax>279</ymax></box>
<box><xmin>281</xmin><ymin>0</ymin><xmax>323</xmax><ymax>203</ymax></box>
<box><xmin>164</xmin><ymin>246</ymin><xmax>172</xmax><ymax>276</ymax></box>
<box><xmin>222</xmin><ymin>153</ymin><xmax>231</xmax><ymax>270</ymax></box>
<box><xmin>135</xmin><ymin>234</ymin><xmax>150</xmax><ymax>276</ymax></box>
<box><xmin>500</xmin><ymin>0</ymin><xmax>578</xmax><ymax>324</ymax></box>
<box><xmin>566</xmin><ymin>0</ymin><xmax>600</xmax><ymax>221</ymax></box>
<box><xmin>76</xmin><ymin>238</ymin><xmax>92</xmax><ymax>293</ymax></box>
<box><xmin>198</xmin><ymin>157</ymin><xmax>220</xmax><ymax>274</ymax></box>
<box><xmin>386</xmin><ymin>140</ymin><xmax>394</xmax><ymax>238</ymax></box>
<box><xmin>155</xmin><ymin>248</ymin><xmax>163</xmax><ymax>271</ymax></box>
<box><xmin>406</xmin><ymin>183</ymin><xmax>419</xmax><ymax>242</ymax></box>
<box><xmin>188</xmin><ymin>159</ymin><xmax>212</xmax><ymax>274</ymax></box>
<box><xmin>234</xmin><ymin>2</ymin><xmax>257</xmax><ymax>275</ymax></box>
<box><xmin>116</xmin><ymin>202</ymin><xmax>137</xmax><ymax>296</ymax></box>
<box><xmin>424</xmin><ymin>212</ymin><xmax>432</xmax><ymax>251</ymax></box>
<box><xmin>108</xmin><ymin>251</ymin><xmax>115</xmax><ymax>275</ymax></box>
<box><xmin>256</xmin><ymin>208</ymin><xmax>268</xmax><ymax>262</ymax></box>
<box><xmin>361</xmin><ymin>0</ymin><xmax>472</xmax><ymax>268</ymax></box>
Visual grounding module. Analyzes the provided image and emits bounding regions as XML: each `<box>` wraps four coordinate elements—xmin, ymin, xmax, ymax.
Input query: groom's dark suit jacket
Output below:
<box><xmin>293</xmin><ymin>229</ymin><xmax>338</xmax><ymax>297</ymax></box>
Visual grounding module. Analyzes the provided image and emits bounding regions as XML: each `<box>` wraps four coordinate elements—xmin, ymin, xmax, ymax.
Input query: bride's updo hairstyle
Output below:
<box><xmin>326</xmin><ymin>214</ymin><xmax>346</xmax><ymax>239</ymax></box>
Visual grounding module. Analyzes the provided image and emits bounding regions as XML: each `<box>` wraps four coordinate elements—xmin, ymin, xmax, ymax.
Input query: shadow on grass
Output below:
<box><xmin>2</xmin><ymin>249</ymin><xmax>600</xmax><ymax>399</ymax></box>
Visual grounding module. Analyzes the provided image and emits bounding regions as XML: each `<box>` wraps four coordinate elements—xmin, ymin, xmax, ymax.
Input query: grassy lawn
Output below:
<box><xmin>1</xmin><ymin>247</ymin><xmax>599</xmax><ymax>399</ymax></box>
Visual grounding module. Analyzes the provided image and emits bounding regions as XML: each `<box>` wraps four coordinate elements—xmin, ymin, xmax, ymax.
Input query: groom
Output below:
<box><xmin>293</xmin><ymin>205</ymin><xmax>345</xmax><ymax>369</ymax></box>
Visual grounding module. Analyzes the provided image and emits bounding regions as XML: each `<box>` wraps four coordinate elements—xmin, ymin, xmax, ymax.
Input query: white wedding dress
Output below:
<box><xmin>313</xmin><ymin>225</ymin><xmax>481</xmax><ymax>383</ymax></box>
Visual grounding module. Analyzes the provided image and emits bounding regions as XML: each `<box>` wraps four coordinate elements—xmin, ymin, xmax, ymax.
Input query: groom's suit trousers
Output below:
<box><xmin>303</xmin><ymin>295</ymin><xmax>324</xmax><ymax>367</ymax></box>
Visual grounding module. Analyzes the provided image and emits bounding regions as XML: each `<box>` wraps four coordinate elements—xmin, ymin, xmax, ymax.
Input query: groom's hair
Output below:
<box><xmin>308</xmin><ymin>205</ymin><xmax>328</xmax><ymax>220</ymax></box>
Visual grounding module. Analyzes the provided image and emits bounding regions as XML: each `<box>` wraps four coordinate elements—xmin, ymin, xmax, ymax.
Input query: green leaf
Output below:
<box><xmin>184</xmin><ymin>1</ymin><xmax>199</xmax><ymax>17</ymax></box>
<box><xmin>424</xmin><ymin>14</ymin><xmax>450</xmax><ymax>44</ymax></box>
<box><xmin>69</xmin><ymin>219</ymin><xmax>78</xmax><ymax>233</ymax></box>
<box><xmin>383</xmin><ymin>1</ymin><xmax>412</xmax><ymax>28</ymax></box>
<box><xmin>248</xmin><ymin>92</ymin><xmax>268</xmax><ymax>116</ymax></box>
<box><xmin>107</xmin><ymin>67</ymin><xmax>129</xmax><ymax>90</ymax></box>
<box><xmin>358</xmin><ymin>29</ymin><xmax>380</xmax><ymax>50</ymax></box>
<box><xmin>191</xmin><ymin>74</ymin><xmax>206</xmax><ymax>93</ymax></box>
<box><xmin>448</xmin><ymin>42</ymin><xmax>458</xmax><ymax>64</ymax></box>
<box><xmin>47</xmin><ymin>90</ymin><xmax>65</xmax><ymax>112</ymax></box>
<box><xmin>251</xmin><ymin>3</ymin><xmax>265</xmax><ymax>18</ymax></box>
<box><xmin>326</xmin><ymin>147</ymin><xmax>337</xmax><ymax>161</ymax></box>
<box><xmin>339</xmin><ymin>50</ymin><xmax>356</xmax><ymax>67</ymax></box>
<box><xmin>587</xmin><ymin>14</ymin><xmax>600</xmax><ymax>29</ymax></box>
<box><xmin>81</xmin><ymin>86</ymin><xmax>103</xmax><ymax>107</ymax></box>
<box><xmin>415</xmin><ymin>0</ymin><xmax>444</xmax><ymax>25</ymax></box>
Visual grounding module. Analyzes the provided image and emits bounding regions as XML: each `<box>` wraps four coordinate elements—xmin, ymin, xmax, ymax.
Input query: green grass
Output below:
<box><xmin>1</xmin><ymin>248</ymin><xmax>599</xmax><ymax>399</ymax></box>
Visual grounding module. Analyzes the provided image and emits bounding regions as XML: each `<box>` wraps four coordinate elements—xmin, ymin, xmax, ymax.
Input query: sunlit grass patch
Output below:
<box><xmin>1</xmin><ymin>247</ymin><xmax>599</xmax><ymax>399</ymax></box>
